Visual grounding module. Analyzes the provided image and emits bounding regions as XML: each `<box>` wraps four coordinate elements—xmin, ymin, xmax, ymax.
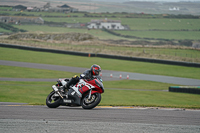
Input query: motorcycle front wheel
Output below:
<box><xmin>46</xmin><ymin>91</ymin><xmax>61</xmax><ymax>108</ymax></box>
<box><xmin>81</xmin><ymin>93</ymin><xmax>101</xmax><ymax>109</ymax></box>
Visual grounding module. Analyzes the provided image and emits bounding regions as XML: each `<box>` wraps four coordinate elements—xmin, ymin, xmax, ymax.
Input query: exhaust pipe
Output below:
<box><xmin>52</xmin><ymin>85</ymin><xmax>63</xmax><ymax>99</ymax></box>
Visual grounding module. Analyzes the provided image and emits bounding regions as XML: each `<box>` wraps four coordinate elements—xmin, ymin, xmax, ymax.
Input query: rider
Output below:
<box><xmin>64</xmin><ymin>64</ymin><xmax>101</xmax><ymax>91</ymax></box>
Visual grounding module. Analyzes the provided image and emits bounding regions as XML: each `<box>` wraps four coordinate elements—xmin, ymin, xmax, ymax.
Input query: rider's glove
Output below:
<box><xmin>80</xmin><ymin>74</ymin><xmax>85</xmax><ymax>79</ymax></box>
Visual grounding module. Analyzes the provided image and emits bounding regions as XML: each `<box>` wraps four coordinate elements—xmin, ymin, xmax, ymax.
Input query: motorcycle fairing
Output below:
<box><xmin>94</xmin><ymin>79</ymin><xmax>104</xmax><ymax>93</ymax></box>
<box><xmin>61</xmin><ymin>89</ymin><xmax>81</xmax><ymax>105</ymax></box>
<box><xmin>78</xmin><ymin>83</ymin><xmax>95</xmax><ymax>94</ymax></box>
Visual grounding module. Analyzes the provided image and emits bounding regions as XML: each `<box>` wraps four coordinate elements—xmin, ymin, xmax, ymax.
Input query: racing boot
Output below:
<box><xmin>64</xmin><ymin>75</ymin><xmax>79</xmax><ymax>91</ymax></box>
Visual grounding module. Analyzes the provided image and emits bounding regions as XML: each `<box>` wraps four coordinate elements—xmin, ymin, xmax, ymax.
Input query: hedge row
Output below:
<box><xmin>102</xmin><ymin>28</ymin><xmax>194</xmax><ymax>46</ymax></box>
<box><xmin>0</xmin><ymin>22</ymin><xmax>27</xmax><ymax>33</ymax></box>
<box><xmin>0</xmin><ymin>10</ymin><xmax>199</xmax><ymax>18</ymax></box>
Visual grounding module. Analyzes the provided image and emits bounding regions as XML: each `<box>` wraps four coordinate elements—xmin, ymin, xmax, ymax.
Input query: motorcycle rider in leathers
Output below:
<box><xmin>63</xmin><ymin>64</ymin><xmax>102</xmax><ymax>92</ymax></box>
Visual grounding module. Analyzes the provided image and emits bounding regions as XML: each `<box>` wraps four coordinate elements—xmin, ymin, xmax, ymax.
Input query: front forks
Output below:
<box><xmin>88</xmin><ymin>89</ymin><xmax>92</xmax><ymax>100</ymax></box>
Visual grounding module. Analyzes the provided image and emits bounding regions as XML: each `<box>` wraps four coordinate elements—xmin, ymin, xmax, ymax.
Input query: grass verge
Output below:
<box><xmin>100</xmin><ymin>89</ymin><xmax>200</xmax><ymax>109</ymax></box>
<box><xmin>0</xmin><ymin>47</ymin><xmax>200</xmax><ymax>79</ymax></box>
<box><xmin>0</xmin><ymin>81</ymin><xmax>199</xmax><ymax>109</ymax></box>
<box><xmin>0</xmin><ymin>65</ymin><xmax>79</xmax><ymax>78</ymax></box>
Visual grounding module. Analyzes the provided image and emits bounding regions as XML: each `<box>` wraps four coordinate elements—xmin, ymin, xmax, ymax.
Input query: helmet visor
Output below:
<box><xmin>94</xmin><ymin>67</ymin><xmax>101</xmax><ymax>76</ymax></box>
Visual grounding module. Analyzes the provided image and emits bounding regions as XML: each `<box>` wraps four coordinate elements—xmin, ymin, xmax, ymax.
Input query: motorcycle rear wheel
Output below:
<box><xmin>81</xmin><ymin>93</ymin><xmax>101</xmax><ymax>109</ymax></box>
<box><xmin>46</xmin><ymin>91</ymin><xmax>61</xmax><ymax>108</ymax></box>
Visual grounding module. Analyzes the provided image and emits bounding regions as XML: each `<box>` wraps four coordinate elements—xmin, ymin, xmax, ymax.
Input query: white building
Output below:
<box><xmin>87</xmin><ymin>19</ymin><xmax>125</xmax><ymax>30</ymax></box>
<box><xmin>169</xmin><ymin>7</ymin><xmax>180</xmax><ymax>11</ymax></box>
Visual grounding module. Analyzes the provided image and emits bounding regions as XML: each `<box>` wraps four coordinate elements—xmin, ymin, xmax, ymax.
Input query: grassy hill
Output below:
<box><xmin>0</xmin><ymin>5</ymin><xmax>200</xmax><ymax>63</ymax></box>
<box><xmin>1</xmin><ymin>0</ymin><xmax>200</xmax><ymax>15</ymax></box>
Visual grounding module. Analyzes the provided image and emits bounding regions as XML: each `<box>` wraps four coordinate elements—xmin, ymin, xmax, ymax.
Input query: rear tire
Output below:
<box><xmin>46</xmin><ymin>91</ymin><xmax>61</xmax><ymax>108</ymax></box>
<box><xmin>81</xmin><ymin>93</ymin><xmax>101</xmax><ymax>109</ymax></box>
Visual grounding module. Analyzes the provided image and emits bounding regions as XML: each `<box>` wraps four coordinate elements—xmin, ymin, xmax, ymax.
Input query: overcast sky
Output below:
<box><xmin>92</xmin><ymin>0</ymin><xmax>200</xmax><ymax>2</ymax></box>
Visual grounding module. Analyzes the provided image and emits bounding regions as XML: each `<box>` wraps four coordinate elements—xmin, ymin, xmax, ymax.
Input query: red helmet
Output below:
<box><xmin>91</xmin><ymin>64</ymin><xmax>101</xmax><ymax>76</ymax></box>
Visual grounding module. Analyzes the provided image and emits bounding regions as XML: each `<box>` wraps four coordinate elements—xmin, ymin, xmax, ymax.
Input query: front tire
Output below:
<box><xmin>81</xmin><ymin>93</ymin><xmax>101</xmax><ymax>109</ymax></box>
<box><xmin>46</xmin><ymin>91</ymin><xmax>61</xmax><ymax>108</ymax></box>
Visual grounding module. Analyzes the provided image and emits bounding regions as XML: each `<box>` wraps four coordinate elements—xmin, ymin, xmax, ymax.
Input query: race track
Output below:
<box><xmin>1</xmin><ymin>60</ymin><xmax>200</xmax><ymax>132</ymax></box>
<box><xmin>1</xmin><ymin>60</ymin><xmax>200</xmax><ymax>85</ymax></box>
<box><xmin>0</xmin><ymin>103</ymin><xmax>200</xmax><ymax>133</ymax></box>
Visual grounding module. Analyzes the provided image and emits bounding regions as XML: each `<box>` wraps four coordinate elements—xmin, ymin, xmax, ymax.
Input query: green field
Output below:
<box><xmin>0</xmin><ymin>66</ymin><xmax>199</xmax><ymax>108</ymax></box>
<box><xmin>0</xmin><ymin>28</ymin><xmax>11</xmax><ymax>33</ymax></box>
<box><xmin>0</xmin><ymin>65</ymin><xmax>79</xmax><ymax>79</ymax></box>
<box><xmin>1</xmin><ymin>35</ymin><xmax>200</xmax><ymax>63</ymax></box>
<box><xmin>41</xmin><ymin>17</ymin><xmax>200</xmax><ymax>31</ymax></box>
<box><xmin>0</xmin><ymin>47</ymin><xmax>200</xmax><ymax>108</ymax></box>
<box><xmin>0</xmin><ymin>47</ymin><xmax>200</xmax><ymax>79</ymax></box>
<box><xmin>2</xmin><ymin>11</ymin><xmax>199</xmax><ymax>64</ymax></box>
<box><xmin>12</xmin><ymin>25</ymin><xmax>126</xmax><ymax>40</ymax></box>
<box><xmin>11</xmin><ymin>24</ymin><xmax>200</xmax><ymax>40</ymax></box>
<box><xmin>121</xmin><ymin>18</ymin><xmax>200</xmax><ymax>30</ymax></box>
<box><xmin>1</xmin><ymin>10</ymin><xmax>200</xmax><ymax>41</ymax></box>
<box><xmin>115</xmin><ymin>30</ymin><xmax>200</xmax><ymax>40</ymax></box>
<box><xmin>0</xmin><ymin>81</ymin><xmax>199</xmax><ymax>109</ymax></box>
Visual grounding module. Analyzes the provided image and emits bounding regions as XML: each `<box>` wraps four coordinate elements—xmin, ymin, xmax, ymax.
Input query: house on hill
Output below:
<box><xmin>87</xmin><ymin>19</ymin><xmax>125</xmax><ymax>30</ymax></box>
<box><xmin>31</xmin><ymin>3</ymin><xmax>78</xmax><ymax>13</ymax></box>
<box><xmin>27</xmin><ymin>7</ymin><xmax>34</xmax><ymax>12</ymax></box>
<box><xmin>58</xmin><ymin>4</ymin><xmax>71</xmax><ymax>8</ymax></box>
<box><xmin>57</xmin><ymin>4</ymin><xmax>78</xmax><ymax>12</ymax></box>
<box><xmin>12</xmin><ymin>5</ymin><xmax>27</xmax><ymax>11</ymax></box>
<box><xmin>11</xmin><ymin>3</ymin><xmax>78</xmax><ymax>13</ymax></box>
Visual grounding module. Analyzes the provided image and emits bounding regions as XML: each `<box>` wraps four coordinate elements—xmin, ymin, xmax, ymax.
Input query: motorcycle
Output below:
<box><xmin>46</xmin><ymin>76</ymin><xmax>104</xmax><ymax>109</ymax></box>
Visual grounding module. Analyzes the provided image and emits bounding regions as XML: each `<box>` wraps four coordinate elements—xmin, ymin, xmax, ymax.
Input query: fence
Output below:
<box><xmin>169</xmin><ymin>86</ymin><xmax>200</xmax><ymax>94</ymax></box>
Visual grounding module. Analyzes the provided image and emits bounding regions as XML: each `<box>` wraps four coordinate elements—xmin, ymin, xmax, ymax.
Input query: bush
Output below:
<box><xmin>178</xmin><ymin>40</ymin><xmax>193</xmax><ymax>47</ymax></box>
<box><xmin>0</xmin><ymin>22</ymin><xmax>27</xmax><ymax>33</ymax></box>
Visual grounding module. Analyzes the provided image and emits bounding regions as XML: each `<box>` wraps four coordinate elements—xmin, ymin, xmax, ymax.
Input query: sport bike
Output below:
<box><xmin>46</xmin><ymin>77</ymin><xmax>104</xmax><ymax>109</ymax></box>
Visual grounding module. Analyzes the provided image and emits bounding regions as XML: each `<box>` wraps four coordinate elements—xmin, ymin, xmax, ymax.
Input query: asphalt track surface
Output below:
<box><xmin>1</xmin><ymin>60</ymin><xmax>200</xmax><ymax>85</ymax></box>
<box><xmin>0</xmin><ymin>102</ymin><xmax>200</xmax><ymax>133</ymax></box>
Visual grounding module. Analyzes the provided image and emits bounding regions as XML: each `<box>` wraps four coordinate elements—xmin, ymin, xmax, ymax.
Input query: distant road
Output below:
<box><xmin>0</xmin><ymin>60</ymin><xmax>200</xmax><ymax>85</ymax></box>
